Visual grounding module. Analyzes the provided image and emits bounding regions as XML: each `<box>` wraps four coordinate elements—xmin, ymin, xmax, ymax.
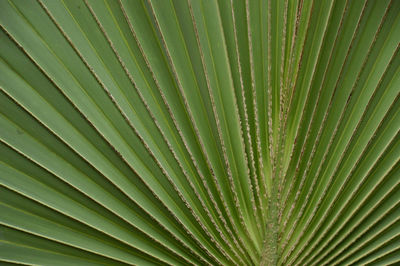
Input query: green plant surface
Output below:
<box><xmin>0</xmin><ymin>0</ymin><xmax>399</xmax><ymax>265</ymax></box>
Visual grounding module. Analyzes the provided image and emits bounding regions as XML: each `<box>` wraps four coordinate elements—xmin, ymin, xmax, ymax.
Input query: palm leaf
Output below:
<box><xmin>0</xmin><ymin>0</ymin><xmax>399</xmax><ymax>265</ymax></box>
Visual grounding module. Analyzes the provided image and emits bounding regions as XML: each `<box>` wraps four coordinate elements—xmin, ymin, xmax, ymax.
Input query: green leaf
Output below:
<box><xmin>1</xmin><ymin>0</ymin><xmax>399</xmax><ymax>265</ymax></box>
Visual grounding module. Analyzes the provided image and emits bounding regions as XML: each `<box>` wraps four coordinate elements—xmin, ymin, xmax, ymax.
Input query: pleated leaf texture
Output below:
<box><xmin>0</xmin><ymin>0</ymin><xmax>399</xmax><ymax>265</ymax></box>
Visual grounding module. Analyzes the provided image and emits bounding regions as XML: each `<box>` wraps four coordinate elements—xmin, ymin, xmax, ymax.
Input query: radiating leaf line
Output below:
<box><xmin>1</xmin><ymin>0</ymin><xmax>399</xmax><ymax>265</ymax></box>
<box><xmin>83</xmin><ymin>2</ymin><xmax>247</xmax><ymax>264</ymax></box>
<box><xmin>42</xmin><ymin>2</ymin><xmax>236</xmax><ymax>263</ymax></box>
<box><xmin>0</xmin><ymin>17</ymin><xmax>206</xmax><ymax>262</ymax></box>
<box><xmin>118</xmin><ymin>2</ymin><xmax>252</xmax><ymax>262</ymax></box>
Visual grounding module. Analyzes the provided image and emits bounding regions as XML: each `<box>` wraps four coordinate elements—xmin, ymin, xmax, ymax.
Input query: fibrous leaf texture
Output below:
<box><xmin>0</xmin><ymin>0</ymin><xmax>399</xmax><ymax>265</ymax></box>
